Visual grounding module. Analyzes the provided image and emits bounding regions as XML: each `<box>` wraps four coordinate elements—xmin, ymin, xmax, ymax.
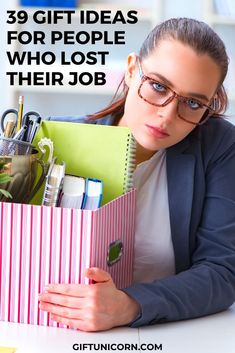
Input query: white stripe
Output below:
<box><xmin>1</xmin><ymin>203</ymin><xmax>11</xmax><ymax>320</ymax></box>
<box><xmin>11</xmin><ymin>204</ymin><xmax>21</xmax><ymax>322</ymax></box>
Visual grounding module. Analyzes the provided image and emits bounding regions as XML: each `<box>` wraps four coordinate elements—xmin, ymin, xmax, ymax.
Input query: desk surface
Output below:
<box><xmin>1</xmin><ymin>304</ymin><xmax>235</xmax><ymax>353</ymax></box>
<box><xmin>140</xmin><ymin>303</ymin><xmax>235</xmax><ymax>353</ymax></box>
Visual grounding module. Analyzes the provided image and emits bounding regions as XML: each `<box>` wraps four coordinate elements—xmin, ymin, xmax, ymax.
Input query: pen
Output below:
<box><xmin>13</xmin><ymin>125</ymin><xmax>27</xmax><ymax>141</ymax></box>
<box><xmin>25</xmin><ymin>119</ymin><xmax>33</xmax><ymax>142</ymax></box>
<box><xmin>16</xmin><ymin>95</ymin><xmax>24</xmax><ymax>132</ymax></box>
<box><xmin>28</xmin><ymin>117</ymin><xmax>41</xmax><ymax>143</ymax></box>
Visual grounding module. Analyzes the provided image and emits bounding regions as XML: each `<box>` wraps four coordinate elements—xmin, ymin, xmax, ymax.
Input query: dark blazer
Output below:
<box><xmin>47</xmin><ymin>115</ymin><xmax>235</xmax><ymax>327</ymax></box>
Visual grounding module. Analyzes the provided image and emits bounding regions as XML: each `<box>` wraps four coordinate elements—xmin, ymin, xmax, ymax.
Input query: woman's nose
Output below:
<box><xmin>156</xmin><ymin>97</ymin><xmax>178</xmax><ymax>123</ymax></box>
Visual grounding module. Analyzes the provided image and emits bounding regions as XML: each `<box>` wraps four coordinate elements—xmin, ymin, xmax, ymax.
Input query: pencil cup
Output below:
<box><xmin>0</xmin><ymin>137</ymin><xmax>34</xmax><ymax>156</ymax></box>
<box><xmin>0</xmin><ymin>146</ymin><xmax>50</xmax><ymax>204</ymax></box>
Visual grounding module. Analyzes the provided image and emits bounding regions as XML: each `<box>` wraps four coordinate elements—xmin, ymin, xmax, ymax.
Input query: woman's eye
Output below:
<box><xmin>186</xmin><ymin>99</ymin><xmax>202</xmax><ymax>110</ymax></box>
<box><xmin>151</xmin><ymin>81</ymin><xmax>166</xmax><ymax>93</ymax></box>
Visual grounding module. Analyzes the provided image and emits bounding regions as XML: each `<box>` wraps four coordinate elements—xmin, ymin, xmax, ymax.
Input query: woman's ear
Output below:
<box><xmin>124</xmin><ymin>53</ymin><xmax>138</xmax><ymax>87</ymax></box>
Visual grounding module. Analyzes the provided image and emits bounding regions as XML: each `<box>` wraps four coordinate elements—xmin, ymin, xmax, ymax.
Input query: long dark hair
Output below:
<box><xmin>89</xmin><ymin>17</ymin><xmax>229</xmax><ymax>123</ymax></box>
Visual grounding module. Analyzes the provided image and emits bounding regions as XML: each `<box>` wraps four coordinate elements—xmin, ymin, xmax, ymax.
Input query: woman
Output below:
<box><xmin>38</xmin><ymin>17</ymin><xmax>235</xmax><ymax>331</ymax></box>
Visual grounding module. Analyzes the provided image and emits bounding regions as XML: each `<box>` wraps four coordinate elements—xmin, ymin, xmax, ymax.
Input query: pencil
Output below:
<box><xmin>3</xmin><ymin>118</ymin><xmax>15</xmax><ymax>138</ymax></box>
<box><xmin>16</xmin><ymin>95</ymin><xmax>24</xmax><ymax>131</ymax></box>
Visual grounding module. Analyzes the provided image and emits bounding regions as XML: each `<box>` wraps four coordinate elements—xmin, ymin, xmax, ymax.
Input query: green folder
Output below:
<box><xmin>32</xmin><ymin>121</ymin><xmax>136</xmax><ymax>206</ymax></box>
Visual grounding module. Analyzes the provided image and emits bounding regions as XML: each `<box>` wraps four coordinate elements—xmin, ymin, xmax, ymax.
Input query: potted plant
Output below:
<box><xmin>0</xmin><ymin>161</ymin><xmax>12</xmax><ymax>199</ymax></box>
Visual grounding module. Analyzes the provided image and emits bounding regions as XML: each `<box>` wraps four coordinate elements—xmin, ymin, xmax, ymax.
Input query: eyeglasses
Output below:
<box><xmin>137</xmin><ymin>59</ymin><xmax>215</xmax><ymax>125</ymax></box>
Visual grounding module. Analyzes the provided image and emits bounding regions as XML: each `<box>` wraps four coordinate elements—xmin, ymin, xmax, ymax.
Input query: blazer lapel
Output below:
<box><xmin>166</xmin><ymin>140</ymin><xmax>195</xmax><ymax>273</ymax></box>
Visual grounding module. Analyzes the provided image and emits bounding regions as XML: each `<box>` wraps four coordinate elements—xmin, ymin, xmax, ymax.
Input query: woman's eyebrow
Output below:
<box><xmin>148</xmin><ymin>71</ymin><xmax>210</xmax><ymax>102</ymax></box>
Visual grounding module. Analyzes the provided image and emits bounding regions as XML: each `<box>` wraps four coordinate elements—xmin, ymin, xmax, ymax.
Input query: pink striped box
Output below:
<box><xmin>0</xmin><ymin>189</ymin><xmax>136</xmax><ymax>326</ymax></box>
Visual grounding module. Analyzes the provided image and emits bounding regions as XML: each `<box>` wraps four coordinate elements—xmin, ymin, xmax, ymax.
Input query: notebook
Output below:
<box><xmin>82</xmin><ymin>178</ymin><xmax>103</xmax><ymax>210</ymax></box>
<box><xmin>42</xmin><ymin>157</ymin><xmax>65</xmax><ymax>207</ymax></box>
<box><xmin>32</xmin><ymin>121</ymin><xmax>136</xmax><ymax>206</ymax></box>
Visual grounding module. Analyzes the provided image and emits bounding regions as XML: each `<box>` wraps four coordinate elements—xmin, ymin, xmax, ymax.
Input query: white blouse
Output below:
<box><xmin>133</xmin><ymin>149</ymin><xmax>175</xmax><ymax>283</ymax></box>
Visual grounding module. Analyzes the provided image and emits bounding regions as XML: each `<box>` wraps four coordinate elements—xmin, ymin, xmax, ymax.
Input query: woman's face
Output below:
<box><xmin>119</xmin><ymin>39</ymin><xmax>221</xmax><ymax>159</ymax></box>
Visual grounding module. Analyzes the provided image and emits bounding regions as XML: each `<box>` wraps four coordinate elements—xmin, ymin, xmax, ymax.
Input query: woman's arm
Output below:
<box><xmin>122</xmin><ymin>129</ymin><xmax>235</xmax><ymax>327</ymax></box>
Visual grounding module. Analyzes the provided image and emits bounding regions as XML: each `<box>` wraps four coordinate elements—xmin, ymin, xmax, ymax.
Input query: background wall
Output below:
<box><xmin>0</xmin><ymin>1</ymin><xmax>14</xmax><ymax>110</ymax></box>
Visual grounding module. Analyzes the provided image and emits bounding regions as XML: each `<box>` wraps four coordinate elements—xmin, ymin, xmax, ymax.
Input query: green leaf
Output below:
<box><xmin>0</xmin><ymin>162</ymin><xmax>6</xmax><ymax>170</ymax></box>
<box><xmin>0</xmin><ymin>188</ymin><xmax>12</xmax><ymax>198</ymax></box>
<box><xmin>0</xmin><ymin>173</ymin><xmax>12</xmax><ymax>184</ymax></box>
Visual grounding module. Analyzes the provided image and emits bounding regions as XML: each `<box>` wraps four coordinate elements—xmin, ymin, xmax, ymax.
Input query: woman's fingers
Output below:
<box><xmin>39</xmin><ymin>268</ymin><xmax>113</xmax><ymax>298</ymax></box>
<box><xmin>38</xmin><ymin>292</ymin><xmax>84</xmax><ymax>309</ymax></box>
<box><xmin>50</xmin><ymin>314</ymin><xmax>101</xmax><ymax>332</ymax></box>
<box><xmin>41</xmin><ymin>283</ymin><xmax>90</xmax><ymax>296</ymax></box>
<box><xmin>50</xmin><ymin>314</ymin><xmax>82</xmax><ymax>330</ymax></box>
<box><xmin>83</xmin><ymin>267</ymin><xmax>113</xmax><ymax>283</ymax></box>
<box><xmin>39</xmin><ymin>301</ymin><xmax>81</xmax><ymax>319</ymax></box>
<box><xmin>39</xmin><ymin>300</ymin><xmax>107</xmax><ymax>331</ymax></box>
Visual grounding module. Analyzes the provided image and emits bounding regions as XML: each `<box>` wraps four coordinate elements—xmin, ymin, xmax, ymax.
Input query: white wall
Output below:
<box><xmin>0</xmin><ymin>0</ymin><xmax>16</xmax><ymax>111</ymax></box>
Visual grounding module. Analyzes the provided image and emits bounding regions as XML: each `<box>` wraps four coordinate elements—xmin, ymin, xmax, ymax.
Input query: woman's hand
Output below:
<box><xmin>38</xmin><ymin>267</ymin><xmax>140</xmax><ymax>332</ymax></box>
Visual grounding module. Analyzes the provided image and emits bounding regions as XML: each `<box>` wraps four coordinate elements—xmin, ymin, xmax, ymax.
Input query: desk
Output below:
<box><xmin>139</xmin><ymin>303</ymin><xmax>235</xmax><ymax>353</ymax></box>
<box><xmin>1</xmin><ymin>304</ymin><xmax>235</xmax><ymax>353</ymax></box>
<box><xmin>0</xmin><ymin>323</ymin><xmax>139</xmax><ymax>353</ymax></box>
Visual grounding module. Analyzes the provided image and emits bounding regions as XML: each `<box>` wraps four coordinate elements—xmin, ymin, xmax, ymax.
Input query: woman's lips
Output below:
<box><xmin>145</xmin><ymin>124</ymin><xmax>170</xmax><ymax>138</ymax></box>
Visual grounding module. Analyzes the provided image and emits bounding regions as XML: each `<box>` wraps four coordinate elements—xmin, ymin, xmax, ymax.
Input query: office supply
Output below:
<box><xmin>25</xmin><ymin>119</ymin><xmax>33</xmax><ymax>142</ymax></box>
<box><xmin>12</xmin><ymin>125</ymin><xmax>27</xmax><ymax>141</ymax></box>
<box><xmin>0</xmin><ymin>137</ymin><xmax>35</xmax><ymax>156</ymax></box>
<box><xmin>1</xmin><ymin>109</ymin><xmax>17</xmax><ymax>137</ymax></box>
<box><xmin>28</xmin><ymin>117</ymin><xmax>42</xmax><ymax>143</ymax></box>
<box><xmin>3</xmin><ymin>117</ymin><xmax>15</xmax><ymax>138</ymax></box>
<box><xmin>33</xmin><ymin>121</ymin><xmax>136</xmax><ymax>206</ymax></box>
<box><xmin>0</xmin><ymin>347</ymin><xmax>17</xmax><ymax>353</ymax></box>
<box><xmin>16</xmin><ymin>96</ymin><xmax>24</xmax><ymax>132</ymax></box>
<box><xmin>0</xmin><ymin>189</ymin><xmax>136</xmax><ymax>326</ymax></box>
<box><xmin>83</xmin><ymin>178</ymin><xmax>103</xmax><ymax>210</ymax></box>
<box><xmin>59</xmin><ymin>175</ymin><xmax>86</xmax><ymax>209</ymax></box>
<box><xmin>1</xmin><ymin>105</ymin><xmax>42</xmax><ymax>143</ymax></box>
<box><xmin>42</xmin><ymin>157</ymin><xmax>65</xmax><ymax>207</ymax></box>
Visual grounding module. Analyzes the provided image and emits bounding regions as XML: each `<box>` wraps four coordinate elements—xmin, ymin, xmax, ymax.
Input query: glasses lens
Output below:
<box><xmin>139</xmin><ymin>79</ymin><xmax>172</xmax><ymax>105</ymax></box>
<box><xmin>177</xmin><ymin>98</ymin><xmax>208</xmax><ymax>123</ymax></box>
<box><xmin>139</xmin><ymin>79</ymin><xmax>209</xmax><ymax>124</ymax></box>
